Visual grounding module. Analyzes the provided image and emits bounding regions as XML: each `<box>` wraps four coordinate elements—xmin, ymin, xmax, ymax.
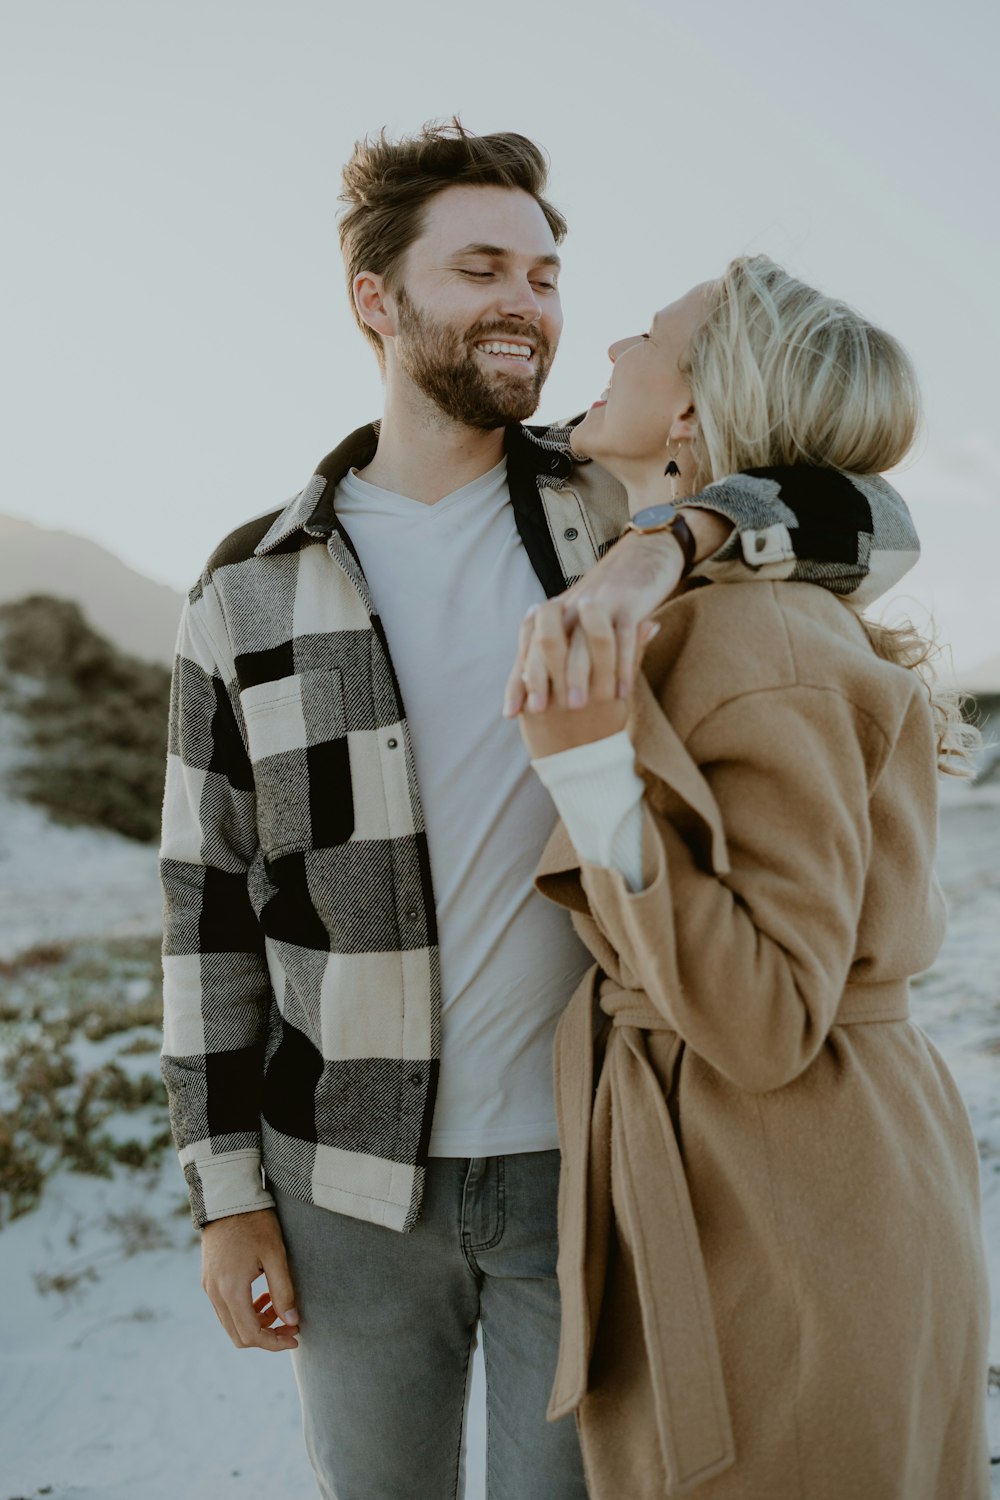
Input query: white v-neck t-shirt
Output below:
<box><xmin>335</xmin><ymin>459</ymin><xmax>593</xmax><ymax>1156</ymax></box>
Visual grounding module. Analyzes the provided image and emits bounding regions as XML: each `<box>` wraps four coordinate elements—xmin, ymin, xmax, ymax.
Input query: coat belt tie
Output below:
<box><xmin>547</xmin><ymin>971</ymin><xmax>910</xmax><ymax>1496</ymax></box>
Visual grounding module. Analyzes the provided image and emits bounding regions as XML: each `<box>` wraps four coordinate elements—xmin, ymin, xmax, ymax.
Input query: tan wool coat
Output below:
<box><xmin>536</xmin><ymin>579</ymin><xmax>991</xmax><ymax>1500</ymax></box>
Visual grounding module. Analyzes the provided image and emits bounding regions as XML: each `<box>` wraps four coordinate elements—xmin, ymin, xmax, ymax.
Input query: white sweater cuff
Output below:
<box><xmin>532</xmin><ymin>729</ymin><xmax>647</xmax><ymax>892</ymax></box>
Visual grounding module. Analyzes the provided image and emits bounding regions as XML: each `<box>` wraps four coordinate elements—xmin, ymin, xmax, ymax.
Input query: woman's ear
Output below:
<box><xmin>354</xmin><ymin>272</ymin><xmax>395</xmax><ymax>341</ymax></box>
<box><xmin>668</xmin><ymin>403</ymin><xmax>698</xmax><ymax>445</ymax></box>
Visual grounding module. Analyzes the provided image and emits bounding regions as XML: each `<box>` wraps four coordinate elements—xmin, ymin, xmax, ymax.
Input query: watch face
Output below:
<box><xmin>632</xmin><ymin>502</ymin><xmax>678</xmax><ymax>530</ymax></box>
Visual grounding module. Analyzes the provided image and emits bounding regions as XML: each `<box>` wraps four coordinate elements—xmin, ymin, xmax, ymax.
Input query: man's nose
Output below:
<box><xmin>498</xmin><ymin>278</ymin><xmax>544</xmax><ymax>322</ymax></box>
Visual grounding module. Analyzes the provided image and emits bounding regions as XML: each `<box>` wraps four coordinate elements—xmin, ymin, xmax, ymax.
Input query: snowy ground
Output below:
<box><xmin>0</xmin><ymin>795</ymin><xmax>163</xmax><ymax>964</ymax></box>
<box><xmin>1</xmin><ymin>781</ymin><xmax>998</xmax><ymax>1500</ymax></box>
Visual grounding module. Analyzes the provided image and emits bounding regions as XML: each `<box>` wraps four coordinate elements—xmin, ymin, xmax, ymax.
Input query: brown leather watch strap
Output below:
<box><xmin>671</xmin><ymin>512</ymin><xmax>698</xmax><ymax>578</ymax></box>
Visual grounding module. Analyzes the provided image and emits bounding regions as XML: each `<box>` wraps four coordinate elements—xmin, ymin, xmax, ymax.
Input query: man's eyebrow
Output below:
<box><xmin>450</xmin><ymin>242</ymin><xmax>562</xmax><ymax>269</ymax></box>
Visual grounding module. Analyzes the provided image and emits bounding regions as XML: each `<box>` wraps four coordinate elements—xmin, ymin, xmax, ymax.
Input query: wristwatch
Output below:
<box><xmin>624</xmin><ymin>502</ymin><xmax>698</xmax><ymax>579</ymax></box>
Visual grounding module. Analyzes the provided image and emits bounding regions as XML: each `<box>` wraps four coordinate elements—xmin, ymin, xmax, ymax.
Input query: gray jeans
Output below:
<box><xmin>274</xmin><ymin>1151</ymin><xmax>587</xmax><ymax>1500</ymax></box>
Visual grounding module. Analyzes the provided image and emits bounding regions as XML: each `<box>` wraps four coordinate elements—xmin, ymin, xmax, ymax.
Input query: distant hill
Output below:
<box><xmin>0</xmin><ymin>513</ymin><xmax>184</xmax><ymax>665</ymax></box>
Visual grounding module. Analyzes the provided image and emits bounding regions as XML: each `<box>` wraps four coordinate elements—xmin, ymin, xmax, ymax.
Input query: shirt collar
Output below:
<box><xmin>254</xmin><ymin>418</ymin><xmax>579</xmax><ymax>557</ymax></box>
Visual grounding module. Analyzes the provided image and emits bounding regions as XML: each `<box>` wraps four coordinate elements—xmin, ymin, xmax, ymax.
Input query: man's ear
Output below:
<box><xmin>354</xmin><ymin>272</ymin><xmax>396</xmax><ymax>341</ymax></box>
<box><xmin>668</xmin><ymin>403</ymin><xmax>698</xmax><ymax>445</ymax></box>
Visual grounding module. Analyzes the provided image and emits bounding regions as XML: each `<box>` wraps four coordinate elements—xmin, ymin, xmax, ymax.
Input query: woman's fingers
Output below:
<box><xmin>578</xmin><ymin>607</ymin><xmax>660</xmax><ymax>707</ymax></box>
<box><xmin>520</xmin><ymin>600</ymin><xmax>571</xmax><ymax>712</ymax></box>
<box><xmin>575</xmin><ymin>600</ymin><xmax>618</xmax><ymax>705</ymax></box>
<box><xmin>564</xmin><ymin>627</ymin><xmax>591</xmax><ymax>708</ymax></box>
<box><xmin>563</xmin><ymin>599</ymin><xmax>621</xmax><ymax>710</ymax></box>
<box><xmin>504</xmin><ymin>597</ymin><xmax>657</xmax><ymax>720</ymax></box>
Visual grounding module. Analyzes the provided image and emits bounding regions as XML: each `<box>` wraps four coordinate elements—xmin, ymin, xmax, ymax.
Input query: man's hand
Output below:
<box><xmin>202</xmin><ymin>1207</ymin><xmax>300</xmax><ymax>1352</ymax></box>
<box><xmin>503</xmin><ymin>513</ymin><xmax>729</xmax><ymax>718</ymax></box>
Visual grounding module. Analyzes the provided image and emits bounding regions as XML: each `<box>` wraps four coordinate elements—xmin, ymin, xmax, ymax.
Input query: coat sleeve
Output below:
<box><xmin>570</xmin><ymin>683</ymin><xmax>889</xmax><ymax>1094</ymax></box>
<box><xmin>159</xmin><ymin>581</ymin><xmax>275</xmax><ymax>1227</ymax></box>
<box><xmin>680</xmin><ymin>471</ymin><xmax>919</xmax><ymax>607</ymax></box>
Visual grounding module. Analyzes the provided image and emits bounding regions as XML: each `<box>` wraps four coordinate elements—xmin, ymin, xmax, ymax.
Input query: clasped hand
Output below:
<box><xmin>502</xmin><ymin>515</ymin><xmax>729</xmax><ymax>757</ymax></box>
<box><xmin>503</xmin><ymin>555</ymin><xmax>664</xmax><ymax>759</ymax></box>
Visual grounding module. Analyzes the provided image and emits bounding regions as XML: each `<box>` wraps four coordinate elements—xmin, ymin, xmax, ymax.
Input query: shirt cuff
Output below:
<box><xmin>532</xmin><ymin>729</ymin><xmax>648</xmax><ymax>892</ymax></box>
<box><xmin>180</xmin><ymin>1147</ymin><xmax>274</xmax><ymax>1229</ymax></box>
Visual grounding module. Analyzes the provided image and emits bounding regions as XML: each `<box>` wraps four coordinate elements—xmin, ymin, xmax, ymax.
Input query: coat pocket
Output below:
<box><xmin>240</xmin><ymin>668</ymin><xmax>354</xmax><ymax>857</ymax></box>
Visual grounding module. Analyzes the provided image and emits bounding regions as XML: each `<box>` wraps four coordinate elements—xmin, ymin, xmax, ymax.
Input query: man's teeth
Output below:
<box><xmin>477</xmin><ymin>341</ymin><xmax>533</xmax><ymax>359</ymax></box>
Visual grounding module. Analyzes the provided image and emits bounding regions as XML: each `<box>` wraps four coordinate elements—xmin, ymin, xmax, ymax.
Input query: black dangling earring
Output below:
<box><xmin>664</xmin><ymin>461</ymin><xmax>680</xmax><ymax>477</ymax></box>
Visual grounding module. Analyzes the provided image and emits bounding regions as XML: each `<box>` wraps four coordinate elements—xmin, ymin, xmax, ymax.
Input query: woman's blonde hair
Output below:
<box><xmin>686</xmin><ymin>254</ymin><xmax>976</xmax><ymax>775</ymax></box>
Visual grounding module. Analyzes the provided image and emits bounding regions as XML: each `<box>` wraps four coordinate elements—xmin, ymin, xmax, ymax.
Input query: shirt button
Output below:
<box><xmin>387</xmin><ymin>737</ymin><xmax>398</xmax><ymax>748</ymax></box>
<box><xmin>406</xmin><ymin>908</ymin><xmax>418</xmax><ymax>921</ymax></box>
<box><xmin>563</xmin><ymin>526</ymin><xmax>578</xmax><ymax>541</ymax></box>
<box><xmin>409</xmin><ymin>1072</ymin><xmax>422</xmax><ymax>1087</ymax></box>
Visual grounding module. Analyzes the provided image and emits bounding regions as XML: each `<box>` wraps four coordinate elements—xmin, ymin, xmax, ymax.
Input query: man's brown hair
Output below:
<box><xmin>338</xmin><ymin>118</ymin><xmax>567</xmax><ymax>366</ymax></box>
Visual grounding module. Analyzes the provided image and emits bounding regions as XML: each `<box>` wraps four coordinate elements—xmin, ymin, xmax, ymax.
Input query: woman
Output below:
<box><xmin>516</xmin><ymin>257</ymin><xmax>991</xmax><ymax>1499</ymax></box>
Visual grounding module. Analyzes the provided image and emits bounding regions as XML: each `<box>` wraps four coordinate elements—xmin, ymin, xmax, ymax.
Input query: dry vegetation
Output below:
<box><xmin>0</xmin><ymin>594</ymin><xmax>171</xmax><ymax>841</ymax></box>
<box><xmin>0</xmin><ymin>934</ymin><xmax>171</xmax><ymax>1226</ymax></box>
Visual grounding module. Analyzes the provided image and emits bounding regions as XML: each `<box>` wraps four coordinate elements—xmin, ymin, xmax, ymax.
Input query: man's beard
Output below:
<box><xmin>393</xmin><ymin>287</ymin><xmax>554</xmax><ymax>429</ymax></box>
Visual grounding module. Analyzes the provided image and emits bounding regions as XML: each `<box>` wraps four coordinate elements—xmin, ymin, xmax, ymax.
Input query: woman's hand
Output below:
<box><xmin>504</xmin><ymin>531</ymin><xmax>677</xmax><ymax>720</ymax></box>
<box><xmin>503</xmin><ymin>512</ymin><xmax>731</xmax><ymax>721</ymax></box>
<box><xmin>516</xmin><ymin>597</ymin><xmax>657</xmax><ymax>760</ymax></box>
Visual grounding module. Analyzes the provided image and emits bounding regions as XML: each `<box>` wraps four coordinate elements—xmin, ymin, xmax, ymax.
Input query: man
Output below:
<box><xmin>160</xmin><ymin>122</ymin><xmax>919</xmax><ymax>1499</ymax></box>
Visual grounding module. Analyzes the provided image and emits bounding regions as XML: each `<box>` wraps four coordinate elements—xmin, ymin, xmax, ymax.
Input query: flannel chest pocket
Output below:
<box><xmin>240</xmin><ymin>668</ymin><xmax>354</xmax><ymax>857</ymax></box>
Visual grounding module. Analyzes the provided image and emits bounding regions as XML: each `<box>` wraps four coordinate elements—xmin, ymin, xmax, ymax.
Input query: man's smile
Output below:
<box><xmin>474</xmin><ymin>339</ymin><xmax>536</xmax><ymax>365</ymax></box>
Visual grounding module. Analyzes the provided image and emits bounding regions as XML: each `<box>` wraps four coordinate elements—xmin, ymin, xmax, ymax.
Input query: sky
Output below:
<box><xmin>2</xmin><ymin>0</ymin><xmax>998</xmax><ymax>671</ymax></box>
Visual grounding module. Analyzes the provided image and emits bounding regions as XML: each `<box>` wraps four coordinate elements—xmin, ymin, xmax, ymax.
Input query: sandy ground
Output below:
<box><xmin>1</xmin><ymin>781</ymin><xmax>998</xmax><ymax>1499</ymax></box>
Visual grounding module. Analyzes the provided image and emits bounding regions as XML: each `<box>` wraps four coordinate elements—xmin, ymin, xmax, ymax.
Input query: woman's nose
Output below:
<box><xmin>608</xmin><ymin>334</ymin><xmax>641</xmax><ymax>362</ymax></box>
